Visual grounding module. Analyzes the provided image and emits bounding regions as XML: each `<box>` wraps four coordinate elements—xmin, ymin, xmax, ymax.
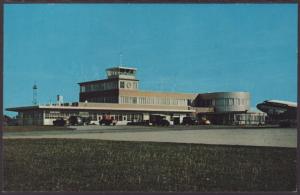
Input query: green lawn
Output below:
<box><xmin>3</xmin><ymin>139</ymin><xmax>296</xmax><ymax>192</ymax></box>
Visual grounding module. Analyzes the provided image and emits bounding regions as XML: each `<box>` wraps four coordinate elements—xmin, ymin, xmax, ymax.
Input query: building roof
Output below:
<box><xmin>106</xmin><ymin>66</ymin><xmax>137</xmax><ymax>71</ymax></box>
<box><xmin>78</xmin><ymin>78</ymin><xmax>139</xmax><ymax>85</ymax></box>
<box><xmin>6</xmin><ymin>102</ymin><xmax>195</xmax><ymax>113</ymax></box>
<box><xmin>119</xmin><ymin>89</ymin><xmax>197</xmax><ymax>99</ymax></box>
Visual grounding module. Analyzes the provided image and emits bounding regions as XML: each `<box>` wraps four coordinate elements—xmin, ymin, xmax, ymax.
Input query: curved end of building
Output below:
<box><xmin>194</xmin><ymin>91</ymin><xmax>250</xmax><ymax>113</ymax></box>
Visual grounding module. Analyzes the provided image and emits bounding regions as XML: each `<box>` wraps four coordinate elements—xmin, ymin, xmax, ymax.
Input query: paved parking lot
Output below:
<box><xmin>4</xmin><ymin>126</ymin><xmax>297</xmax><ymax>148</ymax></box>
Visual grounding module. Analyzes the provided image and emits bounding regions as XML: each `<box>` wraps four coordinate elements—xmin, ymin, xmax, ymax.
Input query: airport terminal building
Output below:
<box><xmin>7</xmin><ymin>66</ymin><xmax>266</xmax><ymax>126</ymax></box>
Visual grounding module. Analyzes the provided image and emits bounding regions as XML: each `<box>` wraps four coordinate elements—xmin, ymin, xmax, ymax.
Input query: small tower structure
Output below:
<box><xmin>32</xmin><ymin>82</ymin><xmax>38</xmax><ymax>105</ymax></box>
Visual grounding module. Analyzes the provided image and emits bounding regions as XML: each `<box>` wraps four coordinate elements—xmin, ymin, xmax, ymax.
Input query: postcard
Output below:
<box><xmin>3</xmin><ymin>3</ymin><xmax>297</xmax><ymax>192</ymax></box>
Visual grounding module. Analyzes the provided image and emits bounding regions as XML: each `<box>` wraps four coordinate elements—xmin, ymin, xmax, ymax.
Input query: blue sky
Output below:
<box><xmin>4</xmin><ymin>4</ymin><xmax>297</xmax><ymax>116</ymax></box>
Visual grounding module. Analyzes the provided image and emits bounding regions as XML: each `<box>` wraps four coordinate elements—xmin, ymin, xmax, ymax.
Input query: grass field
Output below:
<box><xmin>3</xmin><ymin>139</ymin><xmax>296</xmax><ymax>192</ymax></box>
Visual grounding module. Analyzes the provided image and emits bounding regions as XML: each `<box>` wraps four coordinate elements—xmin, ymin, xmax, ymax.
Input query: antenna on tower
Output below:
<box><xmin>32</xmin><ymin>81</ymin><xmax>38</xmax><ymax>105</ymax></box>
<box><xmin>119</xmin><ymin>52</ymin><xmax>123</xmax><ymax>66</ymax></box>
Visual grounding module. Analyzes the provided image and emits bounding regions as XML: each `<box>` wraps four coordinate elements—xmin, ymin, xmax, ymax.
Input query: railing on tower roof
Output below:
<box><xmin>106</xmin><ymin>66</ymin><xmax>137</xmax><ymax>79</ymax></box>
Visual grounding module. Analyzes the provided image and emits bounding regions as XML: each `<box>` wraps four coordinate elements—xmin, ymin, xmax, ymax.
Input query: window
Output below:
<box><xmin>113</xmin><ymin>82</ymin><xmax>118</xmax><ymax>89</ymax></box>
<box><xmin>125</xmin><ymin>96</ymin><xmax>129</xmax><ymax>103</ymax></box>
<box><xmin>166</xmin><ymin>98</ymin><xmax>170</xmax><ymax>105</ymax></box>
<box><xmin>174</xmin><ymin>99</ymin><xmax>178</xmax><ymax>105</ymax></box>
<box><xmin>228</xmin><ymin>98</ymin><xmax>234</xmax><ymax>106</ymax></box>
<box><xmin>120</xmin><ymin>81</ymin><xmax>125</xmax><ymax>88</ymax></box>
<box><xmin>131</xmin><ymin>97</ymin><xmax>136</xmax><ymax>104</ymax></box>
<box><xmin>117</xmin><ymin>115</ymin><xmax>123</xmax><ymax>121</ymax></box>
<box><xmin>216</xmin><ymin>99</ymin><xmax>225</xmax><ymax>106</ymax></box>
<box><xmin>133</xmin><ymin>82</ymin><xmax>138</xmax><ymax>89</ymax></box>
<box><xmin>241</xmin><ymin>99</ymin><xmax>245</xmax><ymax>105</ymax></box>
<box><xmin>235</xmin><ymin>98</ymin><xmax>240</xmax><ymax>105</ymax></box>
<box><xmin>80</xmin><ymin>86</ymin><xmax>86</xmax><ymax>93</ymax></box>
<box><xmin>91</xmin><ymin>84</ymin><xmax>96</xmax><ymax>91</ymax></box>
<box><xmin>205</xmin><ymin>99</ymin><xmax>212</xmax><ymax>106</ymax></box>
<box><xmin>151</xmin><ymin>98</ymin><xmax>154</xmax><ymax>104</ymax></box>
<box><xmin>225</xmin><ymin>98</ymin><xmax>229</xmax><ymax>106</ymax></box>
<box><xmin>212</xmin><ymin>99</ymin><xmax>215</xmax><ymax>106</ymax></box>
<box><xmin>85</xmin><ymin>85</ymin><xmax>91</xmax><ymax>92</ymax></box>
<box><xmin>155</xmin><ymin>97</ymin><xmax>159</xmax><ymax>105</ymax></box>
<box><xmin>99</xmin><ymin>83</ymin><xmax>104</xmax><ymax>90</ymax></box>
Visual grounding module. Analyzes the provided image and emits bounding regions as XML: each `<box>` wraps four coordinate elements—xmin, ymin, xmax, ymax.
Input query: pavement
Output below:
<box><xmin>3</xmin><ymin>125</ymin><xmax>297</xmax><ymax>148</ymax></box>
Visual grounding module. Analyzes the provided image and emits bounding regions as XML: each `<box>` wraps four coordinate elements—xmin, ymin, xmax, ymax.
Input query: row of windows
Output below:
<box><xmin>86</xmin><ymin>97</ymin><xmax>118</xmax><ymax>103</ymax></box>
<box><xmin>80</xmin><ymin>81</ymin><xmax>139</xmax><ymax>92</ymax></box>
<box><xmin>102</xmin><ymin>114</ymin><xmax>143</xmax><ymax>122</ymax></box>
<box><xmin>107</xmin><ymin>70</ymin><xmax>136</xmax><ymax>77</ymax></box>
<box><xmin>45</xmin><ymin>111</ymin><xmax>78</xmax><ymax>119</ymax></box>
<box><xmin>44</xmin><ymin>111</ymin><xmax>143</xmax><ymax>122</ymax></box>
<box><xmin>21</xmin><ymin>113</ymin><xmax>43</xmax><ymax>119</ymax></box>
<box><xmin>19</xmin><ymin>111</ymin><xmax>43</xmax><ymax>119</ymax></box>
<box><xmin>80</xmin><ymin>82</ymin><xmax>118</xmax><ymax>93</ymax></box>
<box><xmin>235</xmin><ymin>114</ymin><xmax>265</xmax><ymax>122</ymax></box>
<box><xmin>119</xmin><ymin>81</ymin><xmax>138</xmax><ymax>89</ymax></box>
<box><xmin>119</xmin><ymin>96</ymin><xmax>189</xmax><ymax>106</ymax></box>
<box><xmin>199</xmin><ymin>98</ymin><xmax>249</xmax><ymax>107</ymax></box>
<box><xmin>45</xmin><ymin>111</ymin><xmax>97</xmax><ymax>120</ymax></box>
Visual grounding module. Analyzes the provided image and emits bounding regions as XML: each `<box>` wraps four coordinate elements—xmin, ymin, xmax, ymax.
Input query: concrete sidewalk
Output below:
<box><xmin>4</xmin><ymin>128</ymin><xmax>297</xmax><ymax>148</ymax></box>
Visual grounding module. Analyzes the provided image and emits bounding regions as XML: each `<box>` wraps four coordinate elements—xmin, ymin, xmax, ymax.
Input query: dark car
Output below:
<box><xmin>127</xmin><ymin>120</ymin><xmax>150</xmax><ymax>126</ymax></box>
<box><xmin>182</xmin><ymin>117</ymin><xmax>198</xmax><ymax>125</ymax></box>
<box><xmin>150</xmin><ymin>115</ymin><xmax>170</xmax><ymax>126</ymax></box>
<box><xmin>81</xmin><ymin>117</ymin><xmax>92</xmax><ymax>125</ymax></box>
<box><xmin>158</xmin><ymin>119</ymin><xmax>170</xmax><ymax>126</ymax></box>
<box><xmin>69</xmin><ymin>116</ymin><xmax>84</xmax><ymax>126</ymax></box>
<box><xmin>53</xmin><ymin>118</ymin><xmax>66</xmax><ymax>126</ymax></box>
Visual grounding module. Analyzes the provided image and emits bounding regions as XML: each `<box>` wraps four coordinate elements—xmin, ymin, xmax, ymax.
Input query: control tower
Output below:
<box><xmin>79</xmin><ymin>66</ymin><xmax>139</xmax><ymax>103</ymax></box>
<box><xmin>106</xmin><ymin>66</ymin><xmax>137</xmax><ymax>80</ymax></box>
<box><xmin>105</xmin><ymin>66</ymin><xmax>139</xmax><ymax>90</ymax></box>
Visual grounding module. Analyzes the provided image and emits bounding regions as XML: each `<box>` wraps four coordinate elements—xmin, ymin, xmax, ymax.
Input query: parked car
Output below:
<box><xmin>150</xmin><ymin>115</ymin><xmax>170</xmax><ymax>126</ymax></box>
<box><xmin>89</xmin><ymin>120</ymin><xmax>99</xmax><ymax>125</ymax></box>
<box><xmin>182</xmin><ymin>116</ymin><xmax>211</xmax><ymax>125</ymax></box>
<box><xmin>69</xmin><ymin>116</ymin><xmax>84</xmax><ymax>126</ymax></box>
<box><xmin>127</xmin><ymin>120</ymin><xmax>150</xmax><ymax>126</ymax></box>
<box><xmin>53</xmin><ymin>118</ymin><xmax>67</xmax><ymax>126</ymax></box>
<box><xmin>81</xmin><ymin>116</ymin><xmax>92</xmax><ymax>125</ymax></box>
<box><xmin>182</xmin><ymin>117</ymin><xmax>198</xmax><ymax>125</ymax></box>
<box><xmin>199</xmin><ymin>117</ymin><xmax>211</xmax><ymax>125</ymax></box>
<box><xmin>158</xmin><ymin>119</ymin><xmax>170</xmax><ymax>126</ymax></box>
<box><xmin>99</xmin><ymin>115</ymin><xmax>117</xmax><ymax>126</ymax></box>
